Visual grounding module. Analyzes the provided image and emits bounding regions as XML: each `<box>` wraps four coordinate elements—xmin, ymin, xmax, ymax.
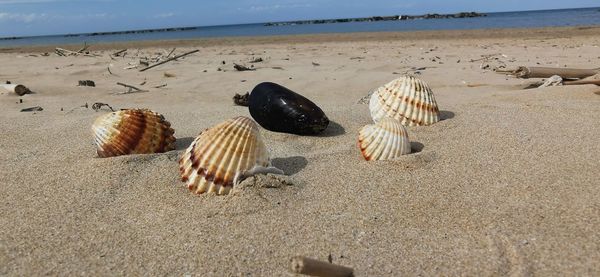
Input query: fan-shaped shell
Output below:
<box><xmin>358</xmin><ymin>117</ymin><xmax>411</xmax><ymax>161</ymax></box>
<box><xmin>179</xmin><ymin>116</ymin><xmax>275</xmax><ymax>195</ymax></box>
<box><xmin>92</xmin><ymin>109</ymin><xmax>176</xmax><ymax>158</ymax></box>
<box><xmin>369</xmin><ymin>75</ymin><xmax>440</xmax><ymax>126</ymax></box>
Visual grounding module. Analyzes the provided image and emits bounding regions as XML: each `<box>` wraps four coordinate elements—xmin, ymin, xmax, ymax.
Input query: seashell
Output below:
<box><xmin>92</xmin><ymin>109</ymin><xmax>176</xmax><ymax>158</ymax></box>
<box><xmin>358</xmin><ymin>117</ymin><xmax>411</xmax><ymax>161</ymax></box>
<box><xmin>179</xmin><ymin>116</ymin><xmax>284</xmax><ymax>195</ymax></box>
<box><xmin>369</xmin><ymin>75</ymin><xmax>440</xmax><ymax>126</ymax></box>
<box><xmin>249</xmin><ymin>82</ymin><xmax>329</xmax><ymax>135</ymax></box>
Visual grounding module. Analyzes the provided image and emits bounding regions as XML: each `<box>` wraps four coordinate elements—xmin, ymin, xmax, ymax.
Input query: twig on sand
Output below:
<box><xmin>234</xmin><ymin>63</ymin><xmax>255</xmax><ymax>71</ymax></box>
<box><xmin>139</xmin><ymin>49</ymin><xmax>199</xmax><ymax>72</ymax></box>
<box><xmin>21</xmin><ymin>106</ymin><xmax>43</xmax><ymax>112</ymax></box>
<box><xmin>92</xmin><ymin>102</ymin><xmax>115</xmax><ymax>112</ymax></box>
<box><xmin>112</xmin><ymin>49</ymin><xmax>127</xmax><ymax>57</ymax></box>
<box><xmin>116</xmin><ymin>82</ymin><xmax>148</xmax><ymax>94</ymax></box>
<box><xmin>289</xmin><ymin>256</ymin><xmax>354</xmax><ymax>277</ymax></box>
<box><xmin>165</xmin><ymin>48</ymin><xmax>176</xmax><ymax>59</ymax></box>
<box><xmin>154</xmin><ymin>84</ymin><xmax>167</xmax><ymax>88</ymax></box>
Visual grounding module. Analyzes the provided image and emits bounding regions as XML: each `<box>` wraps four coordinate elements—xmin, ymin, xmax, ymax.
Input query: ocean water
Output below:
<box><xmin>1</xmin><ymin>7</ymin><xmax>599</xmax><ymax>47</ymax></box>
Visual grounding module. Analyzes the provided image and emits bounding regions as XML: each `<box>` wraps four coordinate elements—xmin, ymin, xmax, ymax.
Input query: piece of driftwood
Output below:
<box><xmin>249</xmin><ymin>57</ymin><xmax>263</xmax><ymax>63</ymax></box>
<box><xmin>112</xmin><ymin>49</ymin><xmax>127</xmax><ymax>56</ymax></box>
<box><xmin>564</xmin><ymin>79</ymin><xmax>600</xmax><ymax>86</ymax></box>
<box><xmin>233</xmin><ymin>92</ymin><xmax>249</xmax><ymax>106</ymax></box>
<box><xmin>234</xmin><ymin>63</ymin><xmax>255</xmax><ymax>71</ymax></box>
<box><xmin>290</xmin><ymin>256</ymin><xmax>354</xmax><ymax>277</ymax></box>
<box><xmin>139</xmin><ymin>49</ymin><xmax>199</xmax><ymax>72</ymax></box>
<box><xmin>116</xmin><ymin>82</ymin><xmax>148</xmax><ymax>94</ymax></box>
<box><xmin>21</xmin><ymin>106</ymin><xmax>43</xmax><ymax>112</ymax></box>
<box><xmin>154</xmin><ymin>84</ymin><xmax>167</xmax><ymax>88</ymax></box>
<box><xmin>165</xmin><ymin>48</ymin><xmax>176</xmax><ymax>59</ymax></box>
<box><xmin>77</xmin><ymin>43</ymin><xmax>89</xmax><ymax>53</ymax></box>
<box><xmin>0</xmin><ymin>84</ymin><xmax>30</xmax><ymax>96</ymax></box>
<box><xmin>78</xmin><ymin>80</ymin><xmax>96</xmax><ymax>87</ymax></box>
<box><xmin>509</xmin><ymin>66</ymin><xmax>599</xmax><ymax>79</ymax></box>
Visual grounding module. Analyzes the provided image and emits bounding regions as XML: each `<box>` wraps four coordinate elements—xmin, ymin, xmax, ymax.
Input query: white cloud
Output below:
<box><xmin>0</xmin><ymin>0</ymin><xmax>113</xmax><ymax>4</ymax></box>
<box><xmin>0</xmin><ymin>12</ymin><xmax>45</xmax><ymax>22</ymax></box>
<box><xmin>154</xmin><ymin>12</ymin><xmax>174</xmax><ymax>18</ymax></box>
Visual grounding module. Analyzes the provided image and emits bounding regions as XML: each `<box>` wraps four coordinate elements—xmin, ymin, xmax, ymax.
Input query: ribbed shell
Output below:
<box><xmin>369</xmin><ymin>75</ymin><xmax>440</xmax><ymax>126</ymax></box>
<box><xmin>179</xmin><ymin>116</ymin><xmax>270</xmax><ymax>195</ymax></box>
<box><xmin>358</xmin><ymin>118</ymin><xmax>411</xmax><ymax>161</ymax></box>
<box><xmin>92</xmin><ymin>109</ymin><xmax>176</xmax><ymax>158</ymax></box>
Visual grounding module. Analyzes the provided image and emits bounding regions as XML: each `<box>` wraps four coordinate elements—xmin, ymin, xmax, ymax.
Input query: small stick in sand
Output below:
<box><xmin>290</xmin><ymin>256</ymin><xmax>354</xmax><ymax>277</ymax></box>
<box><xmin>234</xmin><ymin>63</ymin><xmax>255</xmax><ymax>71</ymax></box>
<box><xmin>112</xmin><ymin>49</ymin><xmax>127</xmax><ymax>56</ymax></box>
<box><xmin>508</xmin><ymin>66</ymin><xmax>599</xmax><ymax>79</ymax></box>
<box><xmin>154</xmin><ymin>84</ymin><xmax>167</xmax><ymax>88</ymax></box>
<box><xmin>21</xmin><ymin>106</ymin><xmax>43</xmax><ymax>112</ymax></box>
<box><xmin>116</xmin><ymin>82</ymin><xmax>148</xmax><ymax>94</ymax></box>
<box><xmin>139</xmin><ymin>49</ymin><xmax>199</xmax><ymax>72</ymax></box>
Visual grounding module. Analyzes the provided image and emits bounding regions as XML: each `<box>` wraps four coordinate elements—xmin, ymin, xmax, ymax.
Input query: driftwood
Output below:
<box><xmin>21</xmin><ymin>106</ymin><xmax>43</xmax><ymax>112</ymax></box>
<box><xmin>0</xmin><ymin>84</ymin><xmax>30</xmax><ymax>96</ymax></box>
<box><xmin>112</xmin><ymin>49</ymin><xmax>127</xmax><ymax>56</ymax></box>
<box><xmin>116</xmin><ymin>82</ymin><xmax>148</xmax><ymax>94</ymax></box>
<box><xmin>564</xmin><ymin>79</ymin><xmax>600</xmax><ymax>86</ymax></box>
<box><xmin>78</xmin><ymin>80</ymin><xmax>95</xmax><ymax>87</ymax></box>
<box><xmin>233</xmin><ymin>63</ymin><xmax>255</xmax><ymax>71</ymax></box>
<box><xmin>139</xmin><ymin>49</ymin><xmax>199</xmax><ymax>72</ymax></box>
<box><xmin>249</xmin><ymin>57</ymin><xmax>263</xmax><ymax>63</ymax></box>
<box><xmin>233</xmin><ymin>92</ymin><xmax>249</xmax><ymax>106</ymax></box>
<box><xmin>508</xmin><ymin>66</ymin><xmax>599</xmax><ymax>79</ymax></box>
<box><xmin>290</xmin><ymin>256</ymin><xmax>354</xmax><ymax>277</ymax></box>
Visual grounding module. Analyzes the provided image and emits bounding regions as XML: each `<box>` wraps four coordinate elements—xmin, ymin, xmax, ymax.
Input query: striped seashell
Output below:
<box><xmin>92</xmin><ymin>109</ymin><xmax>176</xmax><ymax>158</ymax></box>
<box><xmin>358</xmin><ymin>117</ymin><xmax>411</xmax><ymax>161</ymax></box>
<box><xmin>179</xmin><ymin>116</ymin><xmax>283</xmax><ymax>195</ymax></box>
<box><xmin>369</xmin><ymin>75</ymin><xmax>440</xmax><ymax>126</ymax></box>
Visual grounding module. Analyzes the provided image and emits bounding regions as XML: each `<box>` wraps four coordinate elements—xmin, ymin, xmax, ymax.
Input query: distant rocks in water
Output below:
<box><xmin>249</xmin><ymin>82</ymin><xmax>329</xmax><ymax>135</ymax></box>
<box><xmin>265</xmin><ymin>12</ymin><xmax>486</xmax><ymax>26</ymax></box>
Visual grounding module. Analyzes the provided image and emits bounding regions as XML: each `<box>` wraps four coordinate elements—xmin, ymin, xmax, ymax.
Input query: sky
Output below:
<box><xmin>0</xmin><ymin>0</ymin><xmax>598</xmax><ymax>37</ymax></box>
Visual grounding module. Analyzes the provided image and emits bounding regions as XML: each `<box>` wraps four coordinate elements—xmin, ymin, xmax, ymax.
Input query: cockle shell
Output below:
<box><xmin>369</xmin><ymin>75</ymin><xmax>440</xmax><ymax>126</ymax></box>
<box><xmin>358</xmin><ymin>117</ymin><xmax>411</xmax><ymax>161</ymax></box>
<box><xmin>179</xmin><ymin>116</ymin><xmax>283</xmax><ymax>195</ymax></box>
<box><xmin>92</xmin><ymin>109</ymin><xmax>176</xmax><ymax>158</ymax></box>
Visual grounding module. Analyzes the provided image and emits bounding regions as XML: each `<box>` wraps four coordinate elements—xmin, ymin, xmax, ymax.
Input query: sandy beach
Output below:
<box><xmin>1</xmin><ymin>26</ymin><xmax>599</xmax><ymax>276</ymax></box>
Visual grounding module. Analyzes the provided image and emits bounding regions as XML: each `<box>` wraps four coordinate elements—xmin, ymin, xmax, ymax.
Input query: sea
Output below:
<box><xmin>1</xmin><ymin>7</ymin><xmax>599</xmax><ymax>47</ymax></box>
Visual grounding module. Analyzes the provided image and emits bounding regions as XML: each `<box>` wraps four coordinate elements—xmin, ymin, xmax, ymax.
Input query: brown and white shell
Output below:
<box><xmin>369</xmin><ymin>75</ymin><xmax>440</xmax><ymax>126</ymax></box>
<box><xmin>179</xmin><ymin>116</ymin><xmax>283</xmax><ymax>195</ymax></box>
<box><xmin>358</xmin><ymin>117</ymin><xmax>411</xmax><ymax>161</ymax></box>
<box><xmin>92</xmin><ymin>109</ymin><xmax>176</xmax><ymax>158</ymax></box>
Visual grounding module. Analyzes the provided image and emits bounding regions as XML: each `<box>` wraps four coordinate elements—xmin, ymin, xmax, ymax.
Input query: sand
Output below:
<box><xmin>1</xmin><ymin>26</ymin><xmax>599</xmax><ymax>276</ymax></box>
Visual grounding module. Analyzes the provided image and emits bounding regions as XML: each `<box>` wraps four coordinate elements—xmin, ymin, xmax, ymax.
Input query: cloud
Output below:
<box><xmin>0</xmin><ymin>12</ymin><xmax>45</xmax><ymax>22</ymax></box>
<box><xmin>0</xmin><ymin>0</ymin><xmax>113</xmax><ymax>4</ymax></box>
<box><xmin>154</xmin><ymin>12</ymin><xmax>175</xmax><ymax>18</ymax></box>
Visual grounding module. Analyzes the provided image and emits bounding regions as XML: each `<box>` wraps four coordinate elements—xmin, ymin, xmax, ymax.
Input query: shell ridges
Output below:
<box><xmin>358</xmin><ymin>117</ymin><xmax>411</xmax><ymax>161</ymax></box>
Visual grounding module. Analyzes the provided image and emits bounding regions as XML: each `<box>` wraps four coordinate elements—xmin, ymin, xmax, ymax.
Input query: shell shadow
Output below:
<box><xmin>175</xmin><ymin>137</ymin><xmax>195</xmax><ymax>150</ymax></box>
<box><xmin>271</xmin><ymin>156</ymin><xmax>308</xmax><ymax>176</ymax></box>
<box><xmin>318</xmin><ymin>120</ymin><xmax>346</xmax><ymax>137</ymax></box>
<box><xmin>440</xmin><ymin>110</ymin><xmax>455</xmax><ymax>121</ymax></box>
<box><xmin>411</xmin><ymin>141</ymin><xmax>424</xmax><ymax>154</ymax></box>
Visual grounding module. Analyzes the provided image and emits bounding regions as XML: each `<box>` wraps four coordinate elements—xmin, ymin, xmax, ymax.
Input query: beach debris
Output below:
<box><xmin>369</xmin><ymin>75</ymin><xmax>440</xmax><ymax>126</ymax></box>
<box><xmin>249</xmin><ymin>82</ymin><xmax>329</xmax><ymax>135</ymax></box>
<box><xmin>112</xmin><ymin>49</ymin><xmax>127</xmax><ymax>57</ymax></box>
<box><xmin>107</xmin><ymin>66</ymin><xmax>114</xmax><ymax>75</ymax></box>
<box><xmin>179</xmin><ymin>116</ymin><xmax>283</xmax><ymax>195</ymax></box>
<box><xmin>312</xmin><ymin>62</ymin><xmax>320</xmax><ymax>66</ymax></box>
<box><xmin>538</xmin><ymin>75</ymin><xmax>564</xmax><ymax>88</ymax></box>
<box><xmin>163</xmin><ymin>72</ymin><xmax>176</xmax><ymax>78</ymax></box>
<box><xmin>92</xmin><ymin>109</ymin><xmax>176</xmax><ymax>158</ymax></box>
<box><xmin>20</xmin><ymin>106</ymin><xmax>43</xmax><ymax>112</ymax></box>
<box><xmin>358</xmin><ymin>118</ymin><xmax>411</xmax><ymax>161</ymax></box>
<box><xmin>233</xmin><ymin>92</ymin><xmax>249</xmax><ymax>106</ymax></box>
<box><xmin>165</xmin><ymin>48</ymin><xmax>176</xmax><ymax>59</ymax></box>
<box><xmin>0</xmin><ymin>83</ymin><xmax>31</xmax><ymax>96</ymax></box>
<box><xmin>233</xmin><ymin>63</ymin><xmax>255</xmax><ymax>71</ymax></box>
<box><xmin>350</xmin><ymin>56</ymin><xmax>365</xmax><ymax>60</ymax></box>
<box><xmin>91</xmin><ymin>102</ymin><xmax>115</xmax><ymax>112</ymax></box>
<box><xmin>55</xmin><ymin>47</ymin><xmax>98</xmax><ymax>57</ymax></box>
<box><xmin>249</xmin><ymin>57</ymin><xmax>264</xmax><ymax>63</ymax></box>
<box><xmin>502</xmin><ymin>66</ymin><xmax>599</xmax><ymax>79</ymax></box>
<box><xmin>563</xmin><ymin>74</ymin><xmax>600</xmax><ymax>86</ymax></box>
<box><xmin>271</xmin><ymin>66</ymin><xmax>284</xmax><ymax>70</ymax></box>
<box><xmin>154</xmin><ymin>84</ymin><xmax>168</xmax><ymax>89</ymax></box>
<box><xmin>290</xmin><ymin>256</ymin><xmax>354</xmax><ymax>277</ymax></box>
<box><xmin>78</xmin><ymin>80</ymin><xmax>96</xmax><ymax>87</ymax></box>
<box><xmin>139</xmin><ymin>49</ymin><xmax>199</xmax><ymax>72</ymax></box>
<box><xmin>116</xmin><ymin>82</ymin><xmax>148</xmax><ymax>94</ymax></box>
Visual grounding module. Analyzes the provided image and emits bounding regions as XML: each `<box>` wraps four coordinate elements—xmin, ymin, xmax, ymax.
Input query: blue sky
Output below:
<box><xmin>0</xmin><ymin>0</ymin><xmax>598</xmax><ymax>37</ymax></box>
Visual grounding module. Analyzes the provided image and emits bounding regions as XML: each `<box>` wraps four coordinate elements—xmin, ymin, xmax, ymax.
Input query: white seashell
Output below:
<box><xmin>358</xmin><ymin>117</ymin><xmax>411</xmax><ymax>161</ymax></box>
<box><xmin>179</xmin><ymin>116</ymin><xmax>283</xmax><ymax>195</ymax></box>
<box><xmin>369</xmin><ymin>75</ymin><xmax>440</xmax><ymax>126</ymax></box>
<box><xmin>92</xmin><ymin>109</ymin><xmax>176</xmax><ymax>158</ymax></box>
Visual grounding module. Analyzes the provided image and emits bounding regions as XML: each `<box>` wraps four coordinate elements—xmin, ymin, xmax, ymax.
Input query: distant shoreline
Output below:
<box><xmin>1</xmin><ymin>25</ymin><xmax>599</xmax><ymax>53</ymax></box>
<box><xmin>264</xmin><ymin>12</ymin><xmax>486</xmax><ymax>26</ymax></box>
<box><xmin>0</xmin><ymin>11</ymin><xmax>486</xmax><ymax>41</ymax></box>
